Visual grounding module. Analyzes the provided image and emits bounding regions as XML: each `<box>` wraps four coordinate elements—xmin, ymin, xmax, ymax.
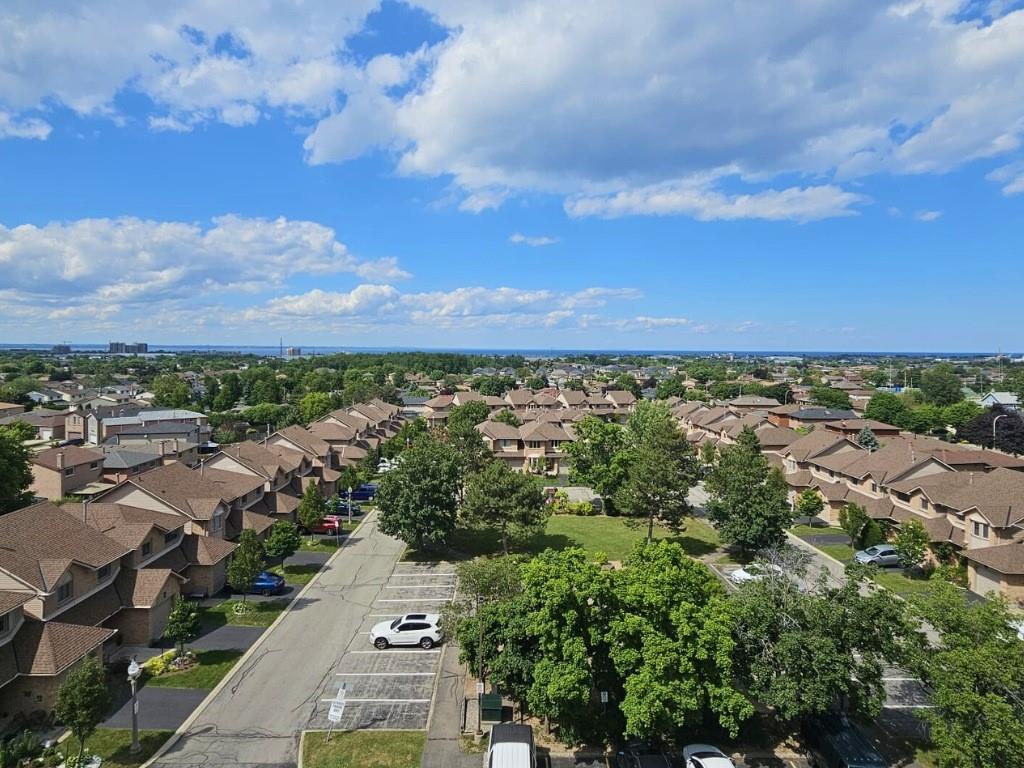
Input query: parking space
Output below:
<box><xmin>309</xmin><ymin>560</ymin><xmax>456</xmax><ymax>732</ymax></box>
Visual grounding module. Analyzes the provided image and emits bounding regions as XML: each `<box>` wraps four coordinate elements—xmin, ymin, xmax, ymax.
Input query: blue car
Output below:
<box><xmin>350</xmin><ymin>483</ymin><xmax>378</xmax><ymax>501</ymax></box>
<box><xmin>247</xmin><ymin>571</ymin><xmax>286</xmax><ymax>596</ymax></box>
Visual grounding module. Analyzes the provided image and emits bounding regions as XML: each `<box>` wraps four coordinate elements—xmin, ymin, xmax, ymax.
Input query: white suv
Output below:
<box><xmin>370</xmin><ymin>613</ymin><xmax>443</xmax><ymax>649</ymax></box>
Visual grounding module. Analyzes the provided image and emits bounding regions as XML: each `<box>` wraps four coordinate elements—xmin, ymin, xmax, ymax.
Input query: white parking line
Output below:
<box><xmin>378</xmin><ymin>598</ymin><xmax>452</xmax><ymax>602</ymax></box>
<box><xmin>390</xmin><ymin>573</ymin><xmax>456</xmax><ymax>577</ymax></box>
<box><xmin>320</xmin><ymin>697</ymin><xmax>430</xmax><ymax>703</ymax></box>
<box><xmin>336</xmin><ymin>672</ymin><xmax>435</xmax><ymax>676</ymax></box>
<box><xmin>384</xmin><ymin>585</ymin><xmax>455</xmax><ymax>589</ymax></box>
<box><xmin>369</xmin><ymin>614</ymin><xmax>401</xmax><ymax>617</ymax></box>
<box><xmin>350</xmin><ymin>649</ymin><xmax>441</xmax><ymax>654</ymax></box>
<box><xmin>883</xmin><ymin>676</ymin><xmax>918</xmax><ymax>682</ymax></box>
<box><xmin>883</xmin><ymin>704</ymin><xmax>934</xmax><ymax>709</ymax></box>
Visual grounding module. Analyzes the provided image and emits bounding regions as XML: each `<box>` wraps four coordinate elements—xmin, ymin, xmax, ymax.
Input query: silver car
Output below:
<box><xmin>854</xmin><ymin>543</ymin><xmax>899</xmax><ymax>567</ymax></box>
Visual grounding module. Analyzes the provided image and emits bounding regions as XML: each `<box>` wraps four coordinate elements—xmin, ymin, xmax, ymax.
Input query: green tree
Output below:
<box><xmin>609</xmin><ymin>541</ymin><xmax>752</xmax><ymax>739</ymax></box>
<box><xmin>655</xmin><ymin>376</ymin><xmax>686</xmax><ymax>399</ymax></box>
<box><xmin>55</xmin><ymin>657</ymin><xmax>112</xmax><ymax>767</ymax></box>
<box><xmin>705</xmin><ymin>428</ymin><xmax>792</xmax><ymax>556</ymax></box>
<box><xmin>910</xmin><ymin>582</ymin><xmax>1024</xmax><ymax>768</ymax></box>
<box><xmin>565</xmin><ymin>416</ymin><xmax>629</xmax><ymax>500</ymax></box>
<box><xmin>612</xmin><ymin>373</ymin><xmax>641</xmax><ymax>397</ymax></box>
<box><xmin>445</xmin><ymin>404</ymin><xmax>491</xmax><ymax>479</ymax></box>
<box><xmin>0</xmin><ymin>421</ymin><xmax>37</xmax><ymax>443</ymax></box>
<box><xmin>447</xmin><ymin>400</ymin><xmax>491</xmax><ymax>432</ymax></box>
<box><xmin>297</xmin><ymin>392</ymin><xmax>333</xmax><ymax>424</ymax></box>
<box><xmin>809</xmin><ymin>386</ymin><xmax>852</xmax><ymax>409</ymax></box>
<box><xmin>462</xmin><ymin>461</ymin><xmax>549</xmax><ymax>554</ymax></box>
<box><xmin>164</xmin><ymin>597</ymin><xmax>201</xmax><ymax>653</ymax></box>
<box><xmin>855</xmin><ymin>426</ymin><xmax>879</xmax><ymax>451</ymax></box>
<box><xmin>492</xmin><ymin>409</ymin><xmax>522</xmax><ymax>427</ymax></box>
<box><xmin>894</xmin><ymin>519</ymin><xmax>929</xmax><ymax>572</ymax></box>
<box><xmin>473</xmin><ymin>375</ymin><xmax>515</xmax><ymax>396</ymax></box>
<box><xmin>613</xmin><ymin>425</ymin><xmax>697</xmax><ymax>543</ymax></box>
<box><xmin>794</xmin><ymin>488</ymin><xmax>824</xmax><ymax>524</ymax></box>
<box><xmin>264</xmin><ymin>521</ymin><xmax>302</xmax><ymax>561</ymax></box>
<box><xmin>698</xmin><ymin>440</ymin><xmax>717</xmax><ymax>470</ymax></box>
<box><xmin>732</xmin><ymin>565</ymin><xmax>919</xmax><ymax>722</ymax></box>
<box><xmin>838</xmin><ymin>503</ymin><xmax>870</xmax><ymax>547</ymax></box>
<box><xmin>920</xmin><ymin>364</ymin><xmax>964</xmax><ymax>407</ymax></box>
<box><xmin>297</xmin><ymin>483</ymin><xmax>328</xmax><ymax>542</ymax></box>
<box><xmin>525</xmin><ymin>376</ymin><xmax>547</xmax><ymax>390</ymax></box>
<box><xmin>213</xmin><ymin>372</ymin><xmax>243</xmax><ymax>411</ymax></box>
<box><xmin>226</xmin><ymin>529</ymin><xmax>266</xmax><ymax>603</ymax></box>
<box><xmin>249</xmin><ymin>378</ymin><xmax>282</xmax><ymax>405</ymax></box>
<box><xmin>864</xmin><ymin>392</ymin><xmax>909</xmax><ymax>426</ymax></box>
<box><xmin>376</xmin><ymin>436</ymin><xmax>461</xmax><ymax>551</ymax></box>
<box><xmin>943</xmin><ymin>400</ymin><xmax>983</xmax><ymax>431</ymax></box>
<box><xmin>151</xmin><ymin>374</ymin><xmax>192</xmax><ymax>409</ymax></box>
<box><xmin>0</xmin><ymin>431</ymin><xmax>33</xmax><ymax>515</ymax></box>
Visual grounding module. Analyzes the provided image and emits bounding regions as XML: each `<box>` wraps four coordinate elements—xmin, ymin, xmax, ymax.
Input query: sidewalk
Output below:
<box><xmin>421</xmin><ymin>642</ymin><xmax>477</xmax><ymax>768</ymax></box>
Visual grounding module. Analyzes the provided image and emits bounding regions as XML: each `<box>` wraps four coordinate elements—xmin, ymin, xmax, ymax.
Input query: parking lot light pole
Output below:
<box><xmin>348</xmin><ymin>486</ymin><xmax>353</xmax><ymax>525</ymax></box>
<box><xmin>993</xmin><ymin>413</ymin><xmax>1008</xmax><ymax>449</ymax></box>
<box><xmin>127</xmin><ymin>657</ymin><xmax>141</xmax><ymax>754</ymax></box>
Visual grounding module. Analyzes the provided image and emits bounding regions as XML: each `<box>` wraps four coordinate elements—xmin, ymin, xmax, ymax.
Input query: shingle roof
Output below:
<box><xmin>220</xmin><ymin>440</ymin><xmax>302</xmax><ymax>477</ymax></box>
<box><xmin>962</xmin><ymin>543</ymin><xmax>1024</xmax><ymax>575</ymax></box>
<box><xmin>242</xmin><ymin>510</ymin><xmax>276</xmax><ymax>535</ymax></box>
<box><xmin>31</xmin><ymin>446</ymin><xmax>104</xmax><ymax>471</ymax></box>
<box><xmin>100</xmin><ymin>447</ymin><xmax>161</xmax><ymax>470</ymax></box>
<box><xmin>57</xmin><ymin>583</ymin><xmax>123</xmax><ymax>626</ymax></box>
<box><xmin>200</xmin><ymin>466</ymin><xmax>266</xmax><ymax>500</ymax></box>
<box><xmin>127</xmin><ymin>463</ymin><xmax>226</xmax><ymax>521</ymax></box>
<box><xmin>477</xmin><ymin>421</ymin><xmax>522</xmax><ymax>441</ymax></box>
<box><xmin>115</xmin><ymin>568</ymin><xmax>180</xmax><ymax>607</ymax></box>
<box><xmin>888</xmin><ymin>468</ymin><xmax>1024</xmax><ymax>528</ymax></box>
<box><xmin>181</xmin><ymin>535</ymin><xmax>235</xmax><ymax>566</ymax></box>
<box><xmin>13</xmin><ymin>619</ymin><xmax>115</xmax><ymax>676</ymax></box>
<box><xmin>0</xmin><ymin>591</ymin><xmax>32</xmax><ymax>615</ymax></box>
<box><xmin>0</xmin><ymin>503</ymin><xmax>131</xmax><ymax>591</ymax></box>
<box><xmin>273</xmin><ymin>425</ymin><xmax>331</xmax><ymax>457</ymax></box>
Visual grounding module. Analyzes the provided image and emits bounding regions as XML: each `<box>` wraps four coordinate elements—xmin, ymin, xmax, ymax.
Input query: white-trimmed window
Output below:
<box><xmin>972</xmin><ymin>521</ymin><xmax>990</xmax><ymax>539</ymax></box>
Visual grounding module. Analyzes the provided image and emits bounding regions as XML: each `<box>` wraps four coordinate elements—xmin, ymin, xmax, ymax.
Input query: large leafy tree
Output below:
<box><xmin>376</xmin><ymin>435</ymin><xmax>461</xmax><ymax>550</ymax></box>
<box><xmin>609</xmin><ymin>541</ymin><xmax>752</xmax><ymax>739</ymax></box>
<box><xmin>910</xmin><ymin>582</ymin><xmax>1024</xmax><ymax>768</ymax></box>
<box><xmin>151</xmin><ymin>374</ymin><xmax>192</xmax><ymax>409</ymax></box>
<box><xmin>838</xmin><ymin>503</ymin><xmax>870</xmax><ymax>548</ymax></box>
<box><xmin>462</xmin><ymin>460</ymin><xmax>548</xmax><ymax>554</ymax></box>
<box><xmin>445</xmin><ymin>402</ymin><xmax>492</xmax><ymax>478</ymax></box>
<box><xmin>705</xmin><ymin>428</ymin><xmax>792</xmax><ymax>556</ymax></box>
<box><xmin>960</xmin><ymin>406</ymin><xmax>1024</xmax><ymax>455</ymax></box>
<box><xmin>297</xmin><ymin>482</ymin><xmax>328</xmax><ymax>541</ymax></box>
<box><xmin>0</xmin><ymin>430</ymin><xmax>33</xmax><ymax>514</ymax></box>
<box><xmin>732</xmin><ymin>564</ymin><xmax>919</xmax><ymax>722</ymax></box>
<box><xmin>565</xmin><ymin>415</ymin><xmax>629</xmax><ymax>500</ymax></box>
<box><xmin>864</xmin><ymin>392</ymin><xmax>909</xmax><ymax>426</ymax></box>
<box><xmin>809</xmin><ymin>386</ymin><xmax>852</xmax><ymax>409</ymax></box>
<box><xmin>297</xmin><ymin>391</ymin><xmax>333</xmax><ymax>424</ymax></box>
<box><xmin>613</xmin><ymin>421</ymin><xmax>697</xmax><ymax>543</ymax></box>
<box><xmin>55</xmin><ymin>657</ymin><xmax>112</xmax><ymax>766</ymax></box>
<box><xmin>920</xmin><ymin>364</ymin><xmax>964</xmax><ymax>407</ymax></box>
<box><xmin>226</xmin><ymin>529</ymin><xmax>266</xmax><ymax>603</ymax></box>
<box><xmin>893</xmin><ymin>519</ymin><xmax>929</xmax><ymax>571</ymax></box>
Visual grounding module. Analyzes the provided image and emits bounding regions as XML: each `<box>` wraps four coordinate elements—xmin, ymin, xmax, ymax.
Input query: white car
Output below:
<box><xmin>681</xmin><ymin>744</ymin><xmax>735</xmax><ymax>768</ymax></box>
<box><xmin>729</xmin><ymin>562</ymin><xmax>783</xmax><ymax>586</ymax></box>
<box><xmin>370</xmin><ymin>613</ymin><xmax>443</xmax><ymax>650</ymax></box>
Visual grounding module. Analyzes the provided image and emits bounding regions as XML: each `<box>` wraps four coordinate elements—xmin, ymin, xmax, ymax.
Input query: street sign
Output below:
<box><xmin>476</xmin><ymin>681</ymin><xmax>485</xmax><ymax>695</ymax></box>
<box><xmin>328</xmin><ymin>700</ymin><xmax>344</xmax><ymax>724</ymax></box>
<box><xmin>600</xmin><ymin>691</ymin><xmax>608</xmax><ymax>703</ymax></box>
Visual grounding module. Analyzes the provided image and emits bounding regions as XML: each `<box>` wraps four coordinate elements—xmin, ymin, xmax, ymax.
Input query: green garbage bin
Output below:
<box><xmin>480</xmin><ymin>693</ymin><xmax>503</xmax><ymax>722</ymax></box>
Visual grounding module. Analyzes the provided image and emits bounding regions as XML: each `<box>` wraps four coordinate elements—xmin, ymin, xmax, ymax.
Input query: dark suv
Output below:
<box><xmin>801</xmin><ymin>714</ymin><xmax>888</xmax><ymax>768</ymax></box>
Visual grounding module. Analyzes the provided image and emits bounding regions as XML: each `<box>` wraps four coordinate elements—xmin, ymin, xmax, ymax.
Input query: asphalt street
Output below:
<box><xmin>150</xmin><ymin>510</ymin><xmax>410</xmax><ymax>768</ymax></box>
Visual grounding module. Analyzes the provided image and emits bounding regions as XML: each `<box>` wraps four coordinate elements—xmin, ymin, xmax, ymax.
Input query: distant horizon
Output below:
<box><xmin>1</xmin><ymin>342</ymin><xmax>1020</xmax><ymax>359</ymax></box>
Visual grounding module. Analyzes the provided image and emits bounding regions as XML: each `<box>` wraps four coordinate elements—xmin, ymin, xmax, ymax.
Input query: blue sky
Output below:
<box><xmin>0</xmin><ymin>1</ymin><xmax>1022</xmax><ymax>352</ymax></box>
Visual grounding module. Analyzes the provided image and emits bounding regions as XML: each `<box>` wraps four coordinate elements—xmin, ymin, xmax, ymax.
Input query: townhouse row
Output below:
<box><xmin>0</xmin><ymin>399</ymin><xmax>403</xmax><ymax>728</ymax></box>
<box><xmin>672</xmin><ymin>397</ymin><xmax>1024</xmax><ymax>603</ymax></box>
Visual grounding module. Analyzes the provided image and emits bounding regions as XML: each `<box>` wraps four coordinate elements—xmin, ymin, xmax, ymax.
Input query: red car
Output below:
<box><xmin>304</xmin><ymin>515</ymin><xmax>345</xmax><ymax>535</ymax></box>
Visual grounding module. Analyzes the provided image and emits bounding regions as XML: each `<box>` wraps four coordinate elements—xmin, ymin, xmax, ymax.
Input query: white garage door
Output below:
<box><xmin>972</xmin><ymin>565</ymin><xmax>1003</xmax><ymax>597</ymax></box>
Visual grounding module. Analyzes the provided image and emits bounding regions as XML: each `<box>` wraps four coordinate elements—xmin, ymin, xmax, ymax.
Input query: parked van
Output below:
<box><xmin>485</xmin><ymin>723</ymin><xmax>536</xmax><ymax>768</ymax></box>
<box><xmin>801</xmin><ymin>714</ymin><xmax>888</xmax><ymax>768</ymax></box>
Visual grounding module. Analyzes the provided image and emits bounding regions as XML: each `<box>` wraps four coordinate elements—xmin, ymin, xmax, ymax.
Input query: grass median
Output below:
<box><xmin>199</xmin><ymin>598</ymin><xmax>289</xmax><ymax>629</ymax></box>
<box><xmin>146</xmin><ymin>649</ymin><xmax>244</xmax><ymax>689</ymax></box>
<box><xmin>61</xmin><ymin>729</ymin><xmax>172</xmax><ymax>768</ymax></box>
<box><xmin>302</xmin><ymin>730</ymin><xmax>426</xmax><ymax>768</ymax></box>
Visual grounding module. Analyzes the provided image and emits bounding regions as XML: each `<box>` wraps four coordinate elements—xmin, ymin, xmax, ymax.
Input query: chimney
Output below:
<box><xmin>83</xmin><ymin>498</ymin><xmax>90</xmax><ymax>524</ymax></box>
<box><xmin>200</xmin><ymin>462</ymin><xmax>204</xmax><ymax>476</ymax></box>
<box><xmin>56</xmin><ymin>451</ymin><xmax>64</xmax><ymax>470</ymax></box>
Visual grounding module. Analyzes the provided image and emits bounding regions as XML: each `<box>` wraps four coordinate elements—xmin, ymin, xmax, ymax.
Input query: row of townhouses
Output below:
<box><xmin>0</xmin><ymin>399</ymin><xmax>403</xmax><ymax>727</ymax></box>
<box><xmin>671</xmin><ymin>397</ymin><xmax>1024</xmax><ymax>604</ymax></box>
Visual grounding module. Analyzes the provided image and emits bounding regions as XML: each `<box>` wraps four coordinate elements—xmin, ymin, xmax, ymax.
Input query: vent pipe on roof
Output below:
<box><xmin>970</xmin><ymin>472</ymin><xmax>974</xmax><ymax>485</ymax></box>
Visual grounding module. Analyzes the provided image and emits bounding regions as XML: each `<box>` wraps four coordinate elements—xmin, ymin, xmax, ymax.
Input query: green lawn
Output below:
<box><xmin>61</xmin><ymin>729</ymin><xmax>172</xmax><ymax>768</ymax></box>
<box><xmin>145</xmin><ymin>649</ymin><xmax>244</xmax><ymax>689</ymax></box>
<box><xmin>199</xmin><ymin>598</ymin><xmax>289</xmax><ymax>629</ymax></box>
<box><xmin>299</xmin><ymin>522</ymin><xmax>360</xmax><ymax>552</ymax></box>
<box><xmin>407</xmin><ymin>514</ymin><xmax>720</xmax><ymax>562</ymax></box>
<box><xmin>871</xmin><ymin>569</ymin><xmax>935</xmax><ymax>597</ymax></box>
<box><xmin>302</xmin><ymin>730</ymin><xmax>426</xmax><ymax>768</ymax></box>
<box><xmin>269</xmin><ymin>562</ymin><xmax>322</xmax><ymax>586</ymax></box>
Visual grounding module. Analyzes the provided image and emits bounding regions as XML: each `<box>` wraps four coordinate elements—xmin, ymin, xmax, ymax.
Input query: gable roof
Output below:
<box><xmin>0</xmin><ymin>502</ymin><xmax>131</xmax><ymax>592</ymax></box>
<box><xmin>70</xmin><ymin>502</ymin><xmax>185</xmax><ymax>549</ymax></box>
<box><xmin>125</xmin><ymin>463</ymin><xmax>226</xmax><ymax>521</ymax></box>
<box><xmin>12</xmin><ymin>619</ymin><xmax>115</xmax><ymax>676</ymax></box>
<box><xmin>273</xmin><ymin>425</ymin><xmax>331</xmax><ymax>458</ymax></box>
<box><xmin>888</xmin><ymin>468</ymin><xmax>1024</xmax><ymax>528</ymax></box>
<box><xmin>220</xmin><ymin>440</ymin><xmax>302</xmax><ymax>477</ymax></box>
<box><xmin>31</xmin><ymin>445</ymin><xmax>104</xmax><ymax>471</ymax></box>
<box><xmin>962</xmin><ymin>542</ymin><xmax>1024</xmax><ymax>575</ymax></box>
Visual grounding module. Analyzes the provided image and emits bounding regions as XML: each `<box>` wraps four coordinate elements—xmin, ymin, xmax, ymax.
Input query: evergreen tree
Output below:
<box><xmin>462</xmin><ymin>460</ymin><xmax>549</xmax><ymax>554</ymax></box>
<box><xmin>855</xmin><ymin>426</ymin><xmax>880</xmax><ymax>451</ymax></box>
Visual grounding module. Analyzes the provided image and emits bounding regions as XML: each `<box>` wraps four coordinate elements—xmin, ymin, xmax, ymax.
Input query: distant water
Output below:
<box><xmin>0</xmin><ymin>343</ymin><xmax>1015</xmax><ymax>359</ymax></box>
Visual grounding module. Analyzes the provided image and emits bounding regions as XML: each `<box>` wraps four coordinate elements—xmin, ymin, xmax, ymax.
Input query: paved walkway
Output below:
<box><xmin>148</xmin><ymin>511</ymin><xmax>406</xmax><ymax>768</ymax></box>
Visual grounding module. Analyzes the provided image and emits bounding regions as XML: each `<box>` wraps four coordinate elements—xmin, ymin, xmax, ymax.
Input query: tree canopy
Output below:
<box><xmin>0</xmin><ymin>430</ymin><xmax>32</xmax><ymax>515</ymax></box>
<box><xmin>462</xmin><ymin>460</ymin><xmax>549</xmax><ymax>554</ymax></box>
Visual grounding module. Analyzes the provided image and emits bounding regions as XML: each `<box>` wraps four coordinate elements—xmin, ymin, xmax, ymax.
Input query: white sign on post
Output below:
<box><xmin>476</xmin><ymin>681</ymin><xmax>485</xmax><ymax>695</ymax></box>
<box><xmin>326</xmin><ymin>683</ymin><xmax>346</xmax><ymax>740</ymax></box>
<box><xmin>600</xmin><ymin>691</ymin><xmax>609</xmax><ymax>704</ymax></box>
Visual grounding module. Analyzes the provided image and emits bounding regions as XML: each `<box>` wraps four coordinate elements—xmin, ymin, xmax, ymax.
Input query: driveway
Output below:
<box><xmin>150</xmin><ymin>510</ymin><xmax>407</xmax><ymax>768</ymax></box>
<box><xmin>107</xmin><ymin>688</ymin><xmax>209</xmax><ymax>730</ymax></box>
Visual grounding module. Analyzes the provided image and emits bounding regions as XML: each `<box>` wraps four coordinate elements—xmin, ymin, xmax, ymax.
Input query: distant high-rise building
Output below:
<box><xmin>286</xmin><ymin>347</ymin><xmax>302</xmax><ymax>356</ymax></box>
<box><xmin>108</xmin><ymin>341</ymin><xmax>148</xmax><ymax>354</ymax></box>
<box><xmin>51</xmin><ymin>344</ymin><xmax>71</xmax><ymax>354</ymax></box>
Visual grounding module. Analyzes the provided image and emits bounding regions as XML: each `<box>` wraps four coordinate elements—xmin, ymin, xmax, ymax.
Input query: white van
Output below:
<box><xmin>485</xmin><ymin>723</ymin><xmax>536</xmax><ymax>768</ymax></box>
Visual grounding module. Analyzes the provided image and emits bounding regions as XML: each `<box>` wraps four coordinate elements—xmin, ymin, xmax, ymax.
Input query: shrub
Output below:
<box><xmin>143</xmin><ymin>649</ymin><xmax>179</xmax><ymax>678</ymax></box>
<box><xmin>931</xmin><ymin>563</ymin><xmax>968</xmax><ymax>587</ymax></box>
<box><xmin>860</xmin><ymin>520</ymin><xmax>884</xmax><ymax>548</ymax></box>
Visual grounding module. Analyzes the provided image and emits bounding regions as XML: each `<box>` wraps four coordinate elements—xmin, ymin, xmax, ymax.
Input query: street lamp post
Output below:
<box><xmin>127</xmin><ymin>657</ymin><xmax>141</xmax><ymax>754</ymax></box>
<box><xmin>993</xmin><ymin>413</ymin><xmax>1009</xmax><ymax>449</ymax></box>
<box><xmin>347</xmin><ymin>486</ymin><xmax>353</xmax><ymax>525</ymax></box>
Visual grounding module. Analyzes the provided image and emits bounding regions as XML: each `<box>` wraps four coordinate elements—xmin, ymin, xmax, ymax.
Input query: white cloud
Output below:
<box><xmin>987</xmin><ymin>161</ymin><xmax>1024</xmax><ymax>195</ymax></box>
<box><xmin>566</xmin><ymin>181</ymin><xmax>867</xmax><ymax>222</ymax></box>
<box><xmin>0</xmin><ymin>214</ymin><xmax>410</xmax><ymax>309</ymax></box>
<box><xmin>0</xmin><ymin>111</ymin><xmax>51</xmax><ymax>139</ymax></box>
<box><xmin>509</xmin><ymin>233</ymin><xmax>558</xmax><ymax>247</ymax></box>
<box><xmin>915</xmin><ymin>209</ymin><xmax>944</xmax><ymax>221</ymax></box>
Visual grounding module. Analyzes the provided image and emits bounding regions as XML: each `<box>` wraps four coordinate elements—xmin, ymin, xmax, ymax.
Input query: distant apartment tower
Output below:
<box><xmin>51</xmin><ymin>343</ymin><xmax>72</xmax><ymax>354</ymax></box>
<box><xmin>108</xmin><ymin>341</ymin><xmax>149</xmax><ymax>354</ymax></box>
<box><xmin>286</xmin><ymin>347</ymin><xmax>302</xmax><ymax>356</ymax></box>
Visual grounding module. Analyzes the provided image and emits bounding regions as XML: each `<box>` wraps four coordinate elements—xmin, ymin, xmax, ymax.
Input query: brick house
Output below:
<box><xmin>29</xmin><ymin>446</ymin><xmax>106</xmax><ymax>500</ymax></box>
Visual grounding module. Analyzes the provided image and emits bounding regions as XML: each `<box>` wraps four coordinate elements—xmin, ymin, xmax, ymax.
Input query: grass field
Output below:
<box><xmin>299</xmin><ymin>522</ymin><xmax>360</xmax><ymax>552</ymax></box>
<box><xmin>61</xmin><ymin>729</ymin><xmax>172</xmax><ymax>768</ymax></box>
<box><xmin>407</xmin><ymin>514</ymin><xmax>720</xmax><ymax>562</ymax></box>
<box><xmin>269</xmin><ymin>562</ymin><xmax>322</xmax><ymax>586</ymax></box>
<box><xmin>302</xmin><ymin>730</ymin><xmax>426</xmax><ymax>768</ymax></box>
<box><xmin>200</xmin><ymin>598</ymin><xmax>288</xmax><ymax>629</ymax></box>
<box><xmin>146</xmin><ymin>649</ymin><xmax>244</xmax><ymax>689</ymax></box>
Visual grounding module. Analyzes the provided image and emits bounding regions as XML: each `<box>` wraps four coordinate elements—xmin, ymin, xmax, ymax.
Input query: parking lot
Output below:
<box><xmin>310</xmin><ymin>560</ymin><xmax>456</xmax><ymax>731</ymax></box>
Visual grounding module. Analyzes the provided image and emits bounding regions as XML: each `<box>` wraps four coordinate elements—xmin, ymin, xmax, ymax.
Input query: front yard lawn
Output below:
<box><xmin>145</xmin><ymin>649</ymin><xmax>244</xmax><ymax>689</ymax></box>
<box><xmin>299</xmin><ymin>523</ymin><xmax>359</xmax><ymax>552</ymax></box>
<box><xmin>62</xmin><ymin>729</ymin><xmax>172</xmax><ymax>768</ymax></box>
<box><xmin>407</xmin><ymin>514</ymin><xmax>720</xmax><ymax>562</ymax></box>
<box><xmin>199</xmin><ymin>598</ymin><xmax>288</xmax><ymax>629</ymax></box>
<box><xmin>871</xmin><ymin>569</ymin><xmax>935</xmax><ymax>597</ymax></box>
<box><xmin>269</xmin><ymin>562</ymin><xmax>322</xmax><ymax>586</ymax></box>
<box><xmin>302</xmin><ymin>730</ymin><xmax>425</xmax><ymax>768</ymax></box>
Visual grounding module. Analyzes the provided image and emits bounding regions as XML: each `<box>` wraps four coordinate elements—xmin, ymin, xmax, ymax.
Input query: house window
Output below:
<box><xmin>972</xmin><ymin>521</ymin><xmax>990</xmax><ymax>539</ymax></box>
<box><xmin>89</xmin><ymin>462</ymin><xmax>99</xmax><ymax>470</ymax></box>
<box><xmin>920</xmin><ymin>498</ymin><xmax>929</xmax><ymax>510</ymax></box>
<box><xmin>142</xmin><ymin>541</ymin><xmax>152</xmax><ymax>557</ymax></box>
<box><xmin>0</xmin><ymin>613</ymin><xmax>9</xmax><ymax>636</ymax></box>
<box><xmin>871</xmin><ymin>482</ymin><xmax>878</xmax><ymax>493</ymax></box>
<box><xmin>56</xmin><ymin>575</ymin><xmax>73</xmax><ymax>603</ymax></box>
<box><xmin>64</xmin><ymin>467</ymin><xmax>75</xmax><ymax>477</ymax></box>
<box><xmin>97</xmin><ymin>564</ymin><xmax>111</xmax><ymax>580</ymax></box>
<box><xmin>164</xmin><ymin>529</ymin><xmax>180</xmax><ymax>544</ymax></box>
<box><xmin>210</xmin><ymin>514</ymin><xmax>223</xmax><ymax>533</ymax></box>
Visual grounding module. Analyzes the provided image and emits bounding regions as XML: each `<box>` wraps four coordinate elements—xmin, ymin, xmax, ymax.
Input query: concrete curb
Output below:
<box><xmin>140</xmin><ymin>512</ymin><xmax>375</xmax><ymax>768</ymax></box>
<box><xmin>785</xmin><ymin>530</ymin><xmax>847</xmax><ymax>569</ymax></box>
